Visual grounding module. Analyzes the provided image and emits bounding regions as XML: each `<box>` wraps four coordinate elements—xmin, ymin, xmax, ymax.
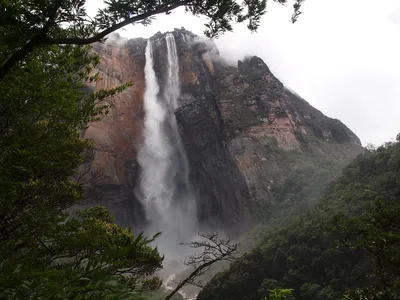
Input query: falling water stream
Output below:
<box><xmin>137</xmin><ymin>33</ymin><xmax>198</xmax><ymax>283</ymax></box>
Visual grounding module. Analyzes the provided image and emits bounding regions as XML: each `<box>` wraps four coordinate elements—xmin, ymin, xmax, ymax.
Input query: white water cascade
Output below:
<box><xmin>137</xmin><ymin>33</ymin><xmax>198</xmax><ymax>272</ymax></box>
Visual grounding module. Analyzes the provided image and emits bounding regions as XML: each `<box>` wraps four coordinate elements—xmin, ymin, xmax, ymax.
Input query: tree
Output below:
<box><xmin>341</xmin><ymin>287</ymin><xmax>400</xmax><ymax>300</ymax></box>
<box><xmin>334</xmin><ymin>200</ymin><xmax>400</xmax><ymax>298</ymax></box>
<box><xmin>0</xmin><ymin>42</ymin><xmax>129</xmax><ymax>248</ymax></box>
<box><xmin>0</xmin><ymin>17</ymin><xmax>165</xmax><ymax>298</ymax></box>
<box><xmin>264</xmin><ymin>289</ymin><xmax>294</xmax><ymax>300</ymax></box>
<box><xmin>0</xmin><ymin>0</ymin><xmax>305</xmax><ymax>80</ymax></box>
<box><xmin>165</xmin><ymin>233</ymin><xmax>239</xmax><ymax>300</ymax></box>
<box><xmin>0</xmin><ymin>206</ymin><xmax>164</xmax><ymax>299</ymax></box>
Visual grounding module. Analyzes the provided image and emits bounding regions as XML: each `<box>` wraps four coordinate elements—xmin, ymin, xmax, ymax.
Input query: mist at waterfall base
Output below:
<box><xmin>136</xmin><ymin>33</ymin><xmax>198</xmax><ymax>279</ymax></box>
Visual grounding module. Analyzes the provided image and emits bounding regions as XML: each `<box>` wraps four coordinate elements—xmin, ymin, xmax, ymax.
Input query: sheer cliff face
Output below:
<box><xmin>84</xmin><ymin>29</ymin><xmax>362</xmax><ymax>229</ymax></box>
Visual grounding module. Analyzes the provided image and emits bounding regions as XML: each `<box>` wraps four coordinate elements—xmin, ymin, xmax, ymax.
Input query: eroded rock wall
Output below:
<box><xmin>212</xmin><ymin>56</ymin><xmax>362</xmax><ymax>204</ymax></box>
<box><xmin>81</xmin><ymin>38</ymin><xmax>147</xmax><ymax>228</ymax></box>
<box><xmin>84</xmin><ymin>29</ymin><xmax>363</xmax><ymax>230</ymax></box>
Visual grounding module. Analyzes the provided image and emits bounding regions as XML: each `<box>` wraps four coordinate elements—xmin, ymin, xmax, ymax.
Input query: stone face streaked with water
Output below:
<box><xmin>83</xmin><ymin>29</ymin><xmax>363</xmax><ymax>232</ymax></box>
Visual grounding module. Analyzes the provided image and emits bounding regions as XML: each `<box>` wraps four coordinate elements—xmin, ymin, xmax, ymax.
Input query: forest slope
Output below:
<box><xmin>198</xmin><ymin>138</ymin><xmax>400</xmax><ymax>300</ymax></box>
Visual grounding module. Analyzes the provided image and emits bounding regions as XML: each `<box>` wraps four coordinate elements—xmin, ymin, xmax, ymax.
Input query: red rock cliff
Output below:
<box><xmin>84</xmin><ymin>29</ymin><xmax>362</xmax><ymax>229</ymax></box>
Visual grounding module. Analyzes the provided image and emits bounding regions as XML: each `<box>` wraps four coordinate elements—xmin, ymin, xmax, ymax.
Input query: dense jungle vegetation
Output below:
<box><xmin>198</xmin><ymin>138</ymin><xmax>400</xmax><ymax>300</ymax></box>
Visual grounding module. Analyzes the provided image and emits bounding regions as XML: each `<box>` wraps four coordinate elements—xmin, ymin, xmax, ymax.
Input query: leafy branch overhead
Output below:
<box><xmin>0</xmin><ymin>0</ymin><xmax>305</xmax><ymax>80</ymax></box>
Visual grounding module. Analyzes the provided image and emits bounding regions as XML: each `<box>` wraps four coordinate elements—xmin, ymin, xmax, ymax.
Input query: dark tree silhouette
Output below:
<box><xmin>165</xmin><ymin>232</ymin><xmax>239</xmax><ymax>300</ymax></box>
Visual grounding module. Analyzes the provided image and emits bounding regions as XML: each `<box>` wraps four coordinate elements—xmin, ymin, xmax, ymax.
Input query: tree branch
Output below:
<box><xmin>165</xmin><ymin>258</ymin><xmax>215</xmax><ymax>300</ymax></box>
<box><xmin>0</xmin><ymin>0</ymin><xmax>62</xmax><ymax>81</ymax></box>
<box><xmin>41</xmin><ymin>1</ymin><xmax>191</xmax><ymax>46</ymax></box>
<box><xmin>164</xmin><ymin>233</ymin><xmax>238</xmax><ymax>300</ymax></box>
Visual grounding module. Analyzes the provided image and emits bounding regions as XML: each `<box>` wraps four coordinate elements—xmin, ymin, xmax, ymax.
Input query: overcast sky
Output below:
<box><xmin>87</xmin><ymin>0</ymin><xmax>400</xmax><ymax>146</ymax></box>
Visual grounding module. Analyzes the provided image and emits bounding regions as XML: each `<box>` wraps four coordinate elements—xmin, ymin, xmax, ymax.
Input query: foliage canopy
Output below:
<box><xmin>198</xmin><ymin>140</ymin><xmax>400</xmax><ymax>300</ymax></box>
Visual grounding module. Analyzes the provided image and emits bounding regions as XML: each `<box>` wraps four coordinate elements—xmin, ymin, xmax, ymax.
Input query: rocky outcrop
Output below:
<box><xmin>85</xmin><ymin>38</ymin><xmax>147</xmax><ymax>187</ymax></box>
<box><xmin>211</xmin><ymin>56</ymin><xmax>362</xmax><ymax>203</ymax></box>
<box><xmin>175</xmin><ymin>96</ymin><xmax>252</xmax><ymax>226</ymax></box>
<box><xmin>81</xmin><ymin>37</ymin><xmax>147</xmax><ymax>228</ymax></box>
<box><xmin>84</xmin><ymin>29</ymin><xmax>363</xmax><ymax>229</ymax></box>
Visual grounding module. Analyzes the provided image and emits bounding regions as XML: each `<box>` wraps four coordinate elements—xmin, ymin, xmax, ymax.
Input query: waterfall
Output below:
<box><xmin>165</xmin><ymin>33</ymin><xmax>181</xmax><ymax>110</ymax></box>
<box><xmin>137</xmin><ymin>33</ymin><xmax>197</xmax><ymax>270</ymax></box>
